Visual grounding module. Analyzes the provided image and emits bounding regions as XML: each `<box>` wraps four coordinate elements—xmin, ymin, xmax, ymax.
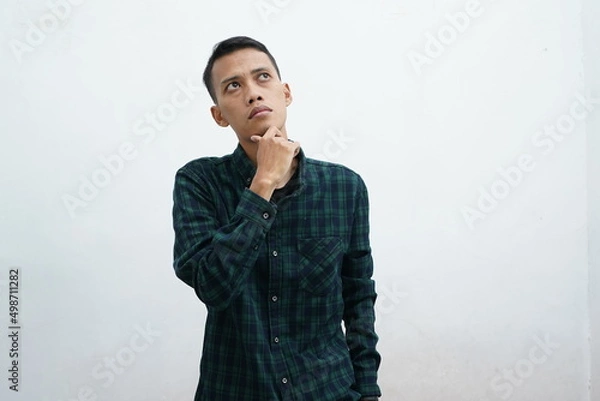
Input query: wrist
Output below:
<box><xmin>249</xmin><ymin>176</ymin><xmax>276</xmax><ymax>201</ymax></box>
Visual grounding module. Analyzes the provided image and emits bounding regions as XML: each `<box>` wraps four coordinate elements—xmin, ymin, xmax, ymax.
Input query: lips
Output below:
<box><xmin>249</xmin><ymin>106</ymin><xmax>272</xmax><ymax>119</ymax></box>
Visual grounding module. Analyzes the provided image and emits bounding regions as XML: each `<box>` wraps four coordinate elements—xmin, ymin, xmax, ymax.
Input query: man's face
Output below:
<box><xmin>209</xmin><ymin>48</ymin><xmax>292</xmax><ymax>144</ymax></box>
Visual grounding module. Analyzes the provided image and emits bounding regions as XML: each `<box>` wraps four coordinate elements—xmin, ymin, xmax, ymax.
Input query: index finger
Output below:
<box><xmin>262</xmin><ymin>126</ymin><xmax>280</xmax><ymax>139</ymax></box>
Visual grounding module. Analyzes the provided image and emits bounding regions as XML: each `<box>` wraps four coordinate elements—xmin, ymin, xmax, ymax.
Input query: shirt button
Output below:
<box><xmin>262</xmin><ymin>212</ymin><xmax>270</xmax><ymax>219</ymax></box>
<box><xmin>271</xmin><ymin>295</ymin><xmax>278</xmax><ymax>302</ymax></box>
<box><xmin>254</xmin><ymin>245</ymin><xmax>258</xmax><ymax>250</ymax></box>
<box><xmin>272</xmin><ymin>250</ymin><xmax>278</xmax><ymax>257</ymax></box>
<box><xmin>281</xmin><ymin>377</ymin><xmax>288</xmax><ymax>384</ymax></box>
<box><xmin>273</xmin><ymin>336</ymin><xmax>280</xmax><ymax>343</ymax></box>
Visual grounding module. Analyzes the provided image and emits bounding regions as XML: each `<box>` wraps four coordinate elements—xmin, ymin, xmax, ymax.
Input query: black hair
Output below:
<box><xmin>202</xmin><ymin>36</ymin><xmax>282</xmax><ymax>103</ymax></box>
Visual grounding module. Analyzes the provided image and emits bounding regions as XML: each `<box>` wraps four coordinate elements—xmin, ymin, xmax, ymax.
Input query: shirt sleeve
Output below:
<box><xmin>341</xmin><ymin>176</ymin><xmax>382</xmax><ymax>398</ymax></box>
<box><xmin>172</xmin><ymin>166</ymin><xmax>276</xmax><ymax>311</ymax></box>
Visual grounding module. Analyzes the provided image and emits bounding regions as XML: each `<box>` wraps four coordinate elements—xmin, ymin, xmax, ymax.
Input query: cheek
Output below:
<box><xmin>219</xmin><ymin>103</ymin><xmax>241</xmax><ymax>121</ymax></box>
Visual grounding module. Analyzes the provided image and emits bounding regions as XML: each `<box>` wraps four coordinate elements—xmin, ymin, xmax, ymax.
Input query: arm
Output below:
<box><xmin>342</xmin><ymin>178</ymin><xmax>382</xmax><ymax>398</ymax></box>
<box><xmin>172</xmin><ymin>128</ymin><xmax>299</xmax><ymax>310</ymax></box>
<box><xmin>172</xmin><ymin>167</ymin><xmax>276</xmax><ymax>311</ymax></box>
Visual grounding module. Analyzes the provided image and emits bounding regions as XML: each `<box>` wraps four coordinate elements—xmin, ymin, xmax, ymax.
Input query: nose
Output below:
<box><xmin>246</xmin><ymin>82</ymin><xmax>263</xmax><ymax>105</ymax></box>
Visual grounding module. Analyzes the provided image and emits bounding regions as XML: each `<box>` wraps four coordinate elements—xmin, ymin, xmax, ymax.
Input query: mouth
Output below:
<box><xmin>249</xmin><ymin>106</ymin><xmax>272</xmax><ymax>119</ymax></box>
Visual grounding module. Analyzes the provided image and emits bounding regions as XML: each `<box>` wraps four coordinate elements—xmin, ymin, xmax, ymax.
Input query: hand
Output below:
<box><xmin>249</xmin><ymin>126</ymin><xmax>300</xmax><ymax>200</ymax></box>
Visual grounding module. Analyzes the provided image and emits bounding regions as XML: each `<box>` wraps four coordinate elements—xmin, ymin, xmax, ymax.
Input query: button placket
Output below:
<box><xmin>267</xmin><ymin>231</ymin><xmax>287</xmax><ymax>389</ymax></box>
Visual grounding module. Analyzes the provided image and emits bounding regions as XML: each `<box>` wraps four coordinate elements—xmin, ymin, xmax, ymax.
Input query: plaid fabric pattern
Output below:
<box><xmin>172</xmin><ymin>144</ymin><xmax>381</xmax><ymax>401</ymax></box>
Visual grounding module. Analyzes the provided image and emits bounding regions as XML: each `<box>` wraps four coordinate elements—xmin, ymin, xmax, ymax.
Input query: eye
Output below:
<box><xmin>226</xmin><ymin>82</ymin><xmax>240</xmax><ymax>91</ymax></box>
<box><xmin>258</xmin><ymin>72</ymin><xmax>270</xmax><ymax>81</ymax></box>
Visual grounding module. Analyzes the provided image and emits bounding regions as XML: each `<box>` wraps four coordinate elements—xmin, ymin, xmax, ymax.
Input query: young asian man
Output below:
<box><xmin>172</xmin><ymin>36</ymin><xmax>381</xmax><ymax>401</ymax></box>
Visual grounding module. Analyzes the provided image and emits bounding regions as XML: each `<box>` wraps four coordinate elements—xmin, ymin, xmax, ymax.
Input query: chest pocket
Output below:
<box><xmin>297</xmin><ymin>237</ymin><xmax>344</xmax><ymax>295</ymax></box>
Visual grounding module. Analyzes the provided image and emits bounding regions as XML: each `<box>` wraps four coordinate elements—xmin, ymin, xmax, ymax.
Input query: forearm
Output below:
<box><xmin>343</xmin><ymin>271</ymin><xmax>381</xmax><ymax>396</ymax></box>
<box><xmin>342</xmin><ymin>179</ymin><xmax>381</xmax><ymax>397</ymax></box>
<box><xmin>173</xmin><ymin>171</ymin><xmax>276</xmax><ymax>310</ymax></box>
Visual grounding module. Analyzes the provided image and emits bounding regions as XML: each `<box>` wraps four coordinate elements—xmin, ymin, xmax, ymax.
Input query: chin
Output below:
<box><xmin>253</xmin><ymin>122</ymin><xmax>274</xmax><ymax>135</ymax></box>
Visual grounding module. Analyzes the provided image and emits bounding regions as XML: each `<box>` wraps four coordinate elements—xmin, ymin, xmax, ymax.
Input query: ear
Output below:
<box><xmin>210</xmin><ymin>105</ymin><xmax>229</xmax><ymax>127</ymax></box>
<box><xmin>283</xmin><ymin>83</ymin><xmax>293</xmax><ymax>107</ymax></box>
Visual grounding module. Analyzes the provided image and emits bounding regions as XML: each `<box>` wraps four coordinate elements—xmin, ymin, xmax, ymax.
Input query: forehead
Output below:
<box><xmin>211</xmin><ymin>48</ymin><xmax>276</xmax><ymax>82</ymax></box>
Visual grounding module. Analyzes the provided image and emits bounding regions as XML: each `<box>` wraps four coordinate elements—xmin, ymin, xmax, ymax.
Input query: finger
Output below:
<box><xmin>262</xmin><ymin>126</ymin><xmax>279</xmax><ymax>139</ymax></box>
<box><xmin>250</xmin><ymin>135</ymin><xmax>261</xmax><ymax>143</ymax></box>
<box><xmin>271</xmin><ymin>126</ymin><xmax>283</xmax><ymax>138</ymax></box>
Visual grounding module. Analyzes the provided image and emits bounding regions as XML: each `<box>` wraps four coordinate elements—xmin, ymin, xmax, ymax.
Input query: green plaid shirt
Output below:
<box><xmin>172</xmin><ymin>144</ymin><xmax>381</xmax><ymax>401</ymax></box>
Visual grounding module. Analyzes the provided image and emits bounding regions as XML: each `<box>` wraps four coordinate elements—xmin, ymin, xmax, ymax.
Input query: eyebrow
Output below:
<box><xmin>220</xmin><ymin>67</ymin><xmax>272</xmax><ymax>87</ymax></box>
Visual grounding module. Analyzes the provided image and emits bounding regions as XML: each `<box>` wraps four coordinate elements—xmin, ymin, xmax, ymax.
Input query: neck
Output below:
<box><xmin>239</xmin><ymin>140</ymin><xmax>259</xmax><ymax>166</ymax></box>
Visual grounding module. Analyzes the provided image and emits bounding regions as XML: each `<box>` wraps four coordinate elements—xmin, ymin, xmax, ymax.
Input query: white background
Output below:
<box><xmin>1</xmin><ymin>0</ymin><xmax>598</xmax><ymax>400</ymax></box>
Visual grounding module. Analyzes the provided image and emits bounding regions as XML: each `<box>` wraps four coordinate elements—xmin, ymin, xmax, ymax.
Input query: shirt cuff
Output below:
<box><xmin>235</xmin><ymin>188</ymin><xmax>278</xmax><ymax>230</ymax></box>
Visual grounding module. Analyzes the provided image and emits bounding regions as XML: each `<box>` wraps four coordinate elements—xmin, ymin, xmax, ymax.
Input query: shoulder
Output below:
<box><xmin>304</xmin><ymin>157</ymin><xmax>368</xmax><ymax>190</ymax></box>
<box><xmin>176</xmin><ymin>153</ymin><xmax>233</xmax><ymax>180</ymax></box>
<box><xmin>305</xmin><ymin>157</ymin><xmax>362</xmax><ymax>182</ymax></box>
<box><xmin>305</xmin><ymin>157</ymin><xmax>360</xmax><ymax>177</ymax></box>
